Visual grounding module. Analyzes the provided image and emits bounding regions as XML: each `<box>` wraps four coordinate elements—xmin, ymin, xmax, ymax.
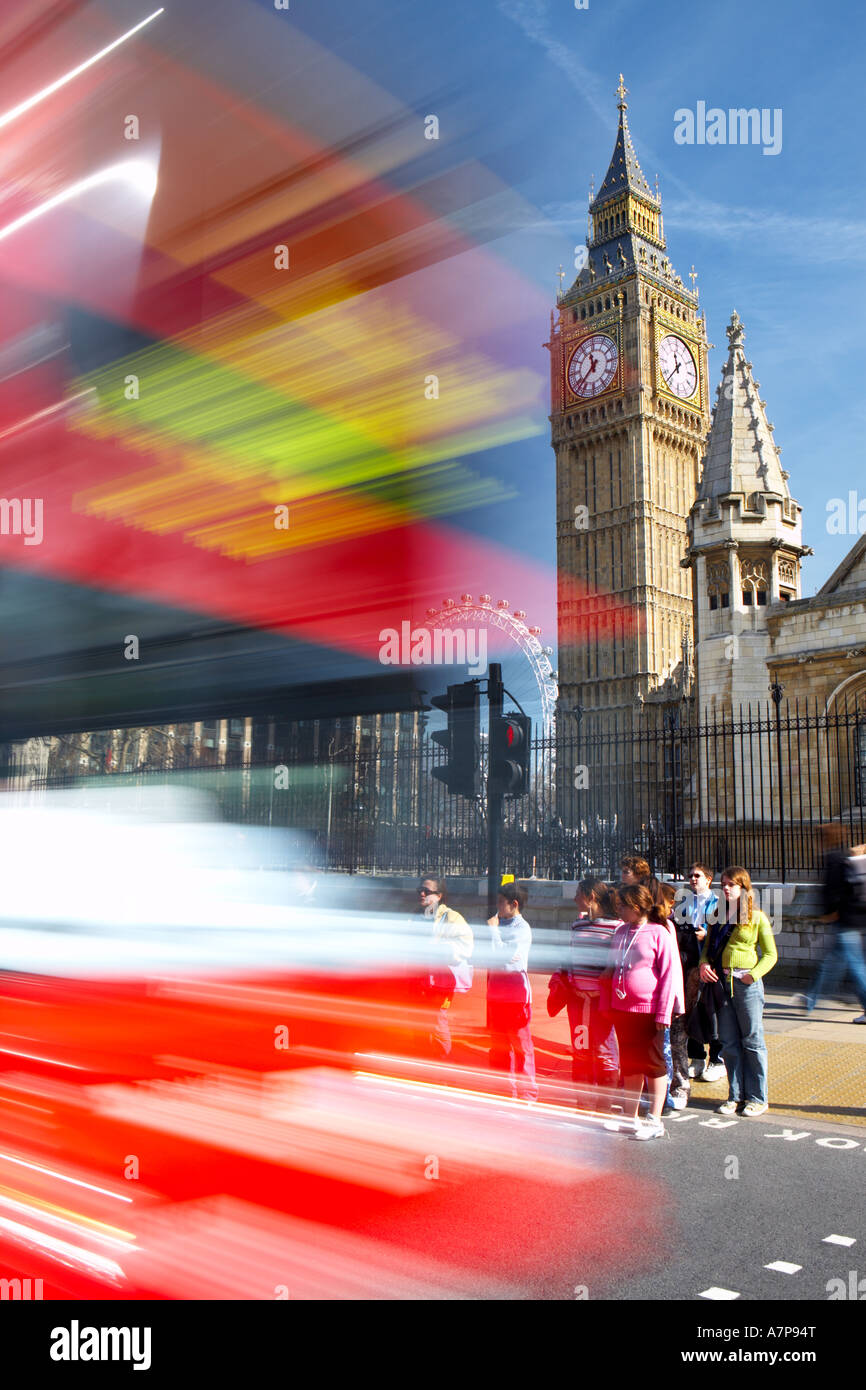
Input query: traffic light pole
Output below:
<box><xmin>487</xmin><ymin>662</ymin><xmax>504</xmax><ymax>919</ymax></box>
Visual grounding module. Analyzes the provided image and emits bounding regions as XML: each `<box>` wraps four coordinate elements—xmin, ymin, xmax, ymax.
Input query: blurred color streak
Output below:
<box><xmin>127</xmin><ymin>1196</ymin><xmax>518</xmax><ymax>1300</ymax></box>
<box><xmin>0</xmin><ymin>0</ymin><xmax>580</xmax><ymax>654</ymax></box>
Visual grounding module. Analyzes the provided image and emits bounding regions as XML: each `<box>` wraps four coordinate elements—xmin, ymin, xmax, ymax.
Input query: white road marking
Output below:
<box><xmin>823</xmin><ymin>1234</ymin><xmax>856</xmax><ymax>1247</ymax></box>
<box><xmin>765</xmin><ymin>1260</ymin><xmax>802</xmax><ymax>1274</ymax></box>
<box><xmin>700</xmin><ymin>1286</ymin><xmax>741</xmax><ymax>1300</ymax></box>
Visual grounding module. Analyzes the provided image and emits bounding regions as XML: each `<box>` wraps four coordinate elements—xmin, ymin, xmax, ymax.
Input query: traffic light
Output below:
<box><xmin>430</xmin><ymin>682</ymin><xmax>480</xmax><ymax>798</ymax></box>
<box><xmin>489</xmin><ymin>712</ymin><xmax>531</xmax><ymax>796</ymax></box>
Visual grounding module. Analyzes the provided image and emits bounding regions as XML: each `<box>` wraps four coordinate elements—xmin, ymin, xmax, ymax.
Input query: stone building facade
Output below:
<box><xmin>766</xmin><ymin>538</ymin><xmax>866</xmax><ymax>716</ymax></box>
<box><xmin>554</xmin><ymin>78</ymin><xmax>866</xmax><ymax>848</ymax></box>
<box><xmin>683</xmin><ymin>313</ymin><xmax>866</xmax><ymax>825</ymax></box>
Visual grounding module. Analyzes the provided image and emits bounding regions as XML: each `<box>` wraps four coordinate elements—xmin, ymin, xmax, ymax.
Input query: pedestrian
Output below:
<box><xmin>418</xmin><ymin>876</ymin><xmax>473</xmax><ymax>1058</ymax></box>
<box><xmin>699</xmin><ymin>866</ymin><xmax>777</xmax><ymax>1117</ymax></box>
<box><xmin>799</xmin><ymin>826</ymin><xmax>866</xmax><ymax>1022</ymax></box>
<box><xmin>487</xmin><ymin>883</ymin><xmax>537</xmax><ymax>1102</ymax></box>
<box><xmin>619</xmin><ymin>855</ymin><xmax>651</xmax><ymax>887</ymax></box>
<box><xmin>680</xmin><ymin>865</ymin><xmax>726</xmax><ymax>1083</ymax></box>
<box><xmin>652</xmin><ymin>881</ymin><xmax>686</xmax><ymax>1110</ymax></box>
<box><xmin>604</xmin><ymin>883</ymin><xmax>682</xmax><ymax>1140</ymax></box>
<box><xmin>547</xmin><ymin>878</ymin><xmax>620</xmax><ymax>1096</ymax></box>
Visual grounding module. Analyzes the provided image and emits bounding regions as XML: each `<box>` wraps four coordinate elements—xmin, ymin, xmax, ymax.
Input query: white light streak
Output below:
<box><xmin>0</xmin><ymin>10</ymin><xmax>165</xmax><ymax>131</ymax></box>
<box><xmin>0</xmin><ymin>389</ymin><xmax>96</xmax><ymax>443</ymax></box>
<box><xmin>0</xmin><ymin>1151</ymin><xmax>133</xmax><ymax>1203</ymax></box>
<box><xmin>0</xmin><ymin>1192</ymin><xmax>133</xmax><ymax>1249</ymax></box>
<box><xmin>0</xmin><ymin>160</ymin><xmax>159</xmax><ymax>242</ymax></box>
<box><xmin>0</xmin><ymin>1213</ymin><xmax>126</xmax><ymax>1279</ymax></box>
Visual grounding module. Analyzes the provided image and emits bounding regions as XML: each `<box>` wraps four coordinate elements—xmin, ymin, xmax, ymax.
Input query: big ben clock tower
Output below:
<box><xmin>550</xmin><ymin>76</ymin><xmax>711</xmax><ymax>731</ymax></box>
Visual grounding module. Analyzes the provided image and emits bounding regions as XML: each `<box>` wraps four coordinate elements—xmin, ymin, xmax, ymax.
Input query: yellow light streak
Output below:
<box><xmin>0</xmin><ymin>1186</ymin><xmax>135</xmax><ymax>1245</ymax></box>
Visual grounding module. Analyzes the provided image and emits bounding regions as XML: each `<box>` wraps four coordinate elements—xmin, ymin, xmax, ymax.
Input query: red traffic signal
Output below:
<box><xmin>489</xmin><ymin>713</ymin><xmax>531</xmax><ymax>796</ymax></box>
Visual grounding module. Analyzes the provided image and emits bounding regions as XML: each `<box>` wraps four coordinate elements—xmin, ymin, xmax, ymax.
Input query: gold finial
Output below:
<box><xmin>654</xmin><ymin>174</ymin><xmax>660</xmax><ymax>202</ymax></box>
<box><xmin>689</xmin><ymin>265</ymin><xmax>698</xmax><ymax>293</ymax></box>
<box><xmin>556</xmin><ymin>264</ymin><xmax>565</xmax><ymax>298</ymax></box>
<box><xmin>589</xmin><ymin>174</ymin><xmax>595</xmax><ymax>203</ymax></box>
<box><xmin>616</xmin><ymin>74</ymin><xmax>628</xmax><ymax>108</ymax></box>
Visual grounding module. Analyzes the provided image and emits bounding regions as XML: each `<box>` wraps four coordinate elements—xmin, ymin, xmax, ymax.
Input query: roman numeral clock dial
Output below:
<box><xmin>567</xmin><ymin>333</ymin><xmax>618</xmax><ymax>399</ymax></box>
<box><xmin>658</xmin><ymin>333</ymin><xmax>697</xmax><ymax>399</ymax></box>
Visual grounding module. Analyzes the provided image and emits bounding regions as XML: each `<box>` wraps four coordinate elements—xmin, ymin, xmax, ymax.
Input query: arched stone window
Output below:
<box><xmin>778</xmin><ymin>556</ymin><xmax>797</xmax><ymax>601</ymax></box>
<box><xmin>707</xmin><ymin>561</ymin><xmax>730</xmax><ymax>612</ymax></box>
<box><xmin>741</xmin><ymin>557</ymin><xmax>769</xmax><ymax>607</ymax></box>
<box><xmin>825</xmin><ymin>672</ymin><xmax>866</xmax><ymax>808</ymax></box>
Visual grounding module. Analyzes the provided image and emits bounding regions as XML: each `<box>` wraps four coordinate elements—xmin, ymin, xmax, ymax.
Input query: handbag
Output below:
<box><xmin>547</xmin><ymin>972</ymin><xmax>569</xmax><ymax>1018</ymax></box>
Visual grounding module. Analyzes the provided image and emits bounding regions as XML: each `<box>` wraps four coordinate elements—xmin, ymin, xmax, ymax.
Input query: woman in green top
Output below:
<box><xmin>698</xmin><ymin>866</ymin><xmax>777</xmax><ymax>1116</ymax></box>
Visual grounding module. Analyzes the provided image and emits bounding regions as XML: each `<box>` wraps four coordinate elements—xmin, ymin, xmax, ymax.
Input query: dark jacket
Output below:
<box><xmin>676</xmin><ymin>921</ymin><xmax>702</xmax><ymax>973</ymax></box>
<box><xmin>823</xmin><ymin>850</ymin><xmax>866</xmax><ymax>930</ymax></box>
<box><xmin>686</xmin><ymin>914</ymin><xmax>737</xmax><ymax>1045</ymax></box>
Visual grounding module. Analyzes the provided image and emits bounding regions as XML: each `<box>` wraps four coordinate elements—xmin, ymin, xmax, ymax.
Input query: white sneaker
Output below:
<box><xmin>702</xmin><ymin>1063</ymin><xmax>726</xmax><ymax>1083</ymax></box>
<box><xmin>741</xmin><ymin>1101</ymin><xmax>768</xmax><ymax>1117</ymax></box>
<box><xmin>688</xmin><ymin>1061</ymin><xmax>705</xmax><ymax>1079</ymax></box>
<box><xmin>668</xmin><ymin>1093</ymin><xmax>689</xmax><ymax>1110</ymax></box>
<box><xmin>631</xmin><ymin>1117</ymin><xmax>665</xmax><ymax>1141</ymax></box>
<box><xmin>853</xmin><ymin>1014</ymin><xmax>866</xmax><ymax>1025</ymax></box>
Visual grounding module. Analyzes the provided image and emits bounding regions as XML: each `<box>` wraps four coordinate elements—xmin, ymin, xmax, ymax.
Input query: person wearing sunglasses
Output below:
<box><xmin>418</xmin><ymin>877</ymin><xmax>474</xmax><ymax>1058</ymax></box>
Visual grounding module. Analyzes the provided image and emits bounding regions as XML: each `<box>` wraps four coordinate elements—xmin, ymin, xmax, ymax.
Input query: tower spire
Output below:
<box><xmin>591</xmin><ymin>75</ymin><xmax>657</xmax><ymax>210</ymax></box>
<box><xmin>698</xmin><ymin>311</ymin><xmax>789</xmax><ymax>502</ymax></box>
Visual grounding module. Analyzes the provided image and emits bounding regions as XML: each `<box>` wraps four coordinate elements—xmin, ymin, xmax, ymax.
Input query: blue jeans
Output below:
<box><xmin>806</xmin><ymin>930</ymin><xmax>866</xmax><ymax>1012</ymax></box>
<box><xmin>663</xmin><ymin>1026</ymin><xmax>673</xmax><ymax>1105</ymax></box>
<box><xmin>717</xmin><ymin>977</ymin><xmax>768</xmax><ymax>1105</ymax></box>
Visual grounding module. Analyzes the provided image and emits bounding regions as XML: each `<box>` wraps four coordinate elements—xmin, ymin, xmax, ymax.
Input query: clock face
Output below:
<box><xmin>658</xmin><ymin>334</ymin><xmax>697</xmax><ymax>399</ymax></box>
<box><xmin>568</xmin><ymin>333</ymin><xmax>618</xmax><ymax>399</ymax></box>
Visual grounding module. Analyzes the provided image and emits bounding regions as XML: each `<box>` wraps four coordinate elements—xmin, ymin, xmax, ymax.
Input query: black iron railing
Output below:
<box><xmin>1</xmin><ymin>696</ymin><xmax>864</xmax><ymax>880</ymax></box>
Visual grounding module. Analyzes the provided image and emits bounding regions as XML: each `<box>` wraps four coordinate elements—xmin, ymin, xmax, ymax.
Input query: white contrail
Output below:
<box><xmin>0</xmin><ymin>8</ymin><xmax>165</xmax><ymax>131</ymax></box>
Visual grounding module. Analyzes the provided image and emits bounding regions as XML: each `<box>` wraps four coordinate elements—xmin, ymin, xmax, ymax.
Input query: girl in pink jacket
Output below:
<box><xmin>605</xmin><ymin>883</ymin><xmax>684</xmax><ymax>1141</ymax></box>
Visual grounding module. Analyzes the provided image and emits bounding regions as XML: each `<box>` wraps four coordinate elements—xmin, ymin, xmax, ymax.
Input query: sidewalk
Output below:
<box><xmin>757</xmin><ymin>987</ymin><xmax>866</xmax><ymax>1127</ymax></box>
<box><xmin>449</xmin><ymin>979</ymin><xmax>866</xmax><ymax>1128</ymax></box>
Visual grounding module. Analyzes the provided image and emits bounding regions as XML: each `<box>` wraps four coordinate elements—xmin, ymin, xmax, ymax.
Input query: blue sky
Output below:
<box><xmin>285</xmin><ymin>0</ymin><xmax>866</xmax><ymax>607</ymax></box>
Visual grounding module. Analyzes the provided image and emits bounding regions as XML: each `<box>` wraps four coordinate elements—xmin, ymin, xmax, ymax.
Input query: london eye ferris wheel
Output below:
<box><xmin>423</xmin><ymin>593</ymin><xmax>558</xmax><ymax>740</ymax></box>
